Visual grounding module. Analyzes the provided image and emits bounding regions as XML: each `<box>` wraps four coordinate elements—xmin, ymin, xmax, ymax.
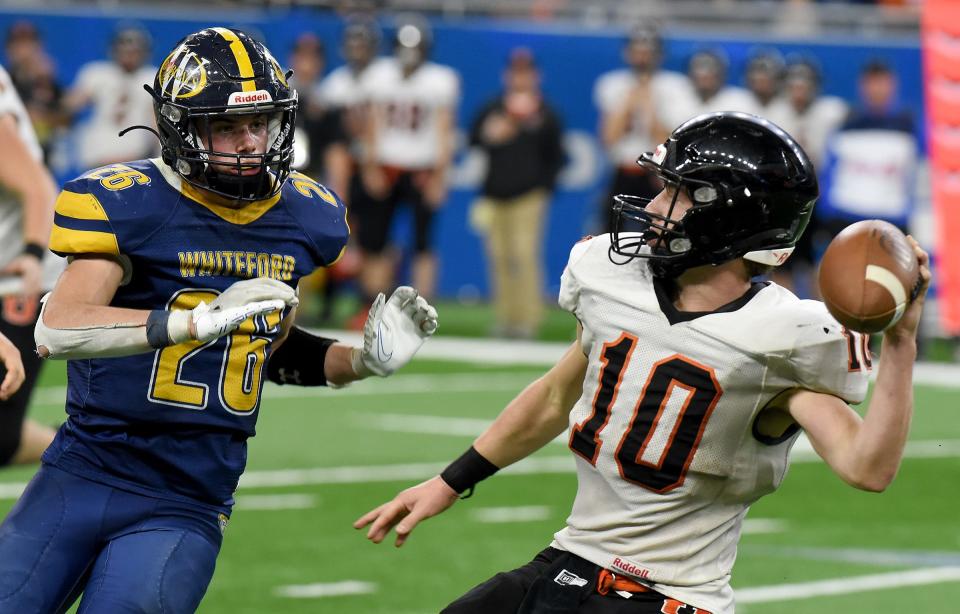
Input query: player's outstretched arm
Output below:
<box><xmin>0</xmin><ymin>331</ymin><xmax>25</xmax><ymax>400</ymax></box>
<box><xmin>788</xmin><ymin>238</ymin><xmax>931</xmax><ymax>492</ymax></box>
<box><xmin>36</xmin><ymin>258</ymin><xmax>297</xmax><ymax>360</ymax></box>
<box><xmin>354</xmin><ymin>334</ymin><xmax>587</xmax><ymax>547</ymax></box>
<box><xmin>266</xmin><ymin>286</ymin><xmax>438</xmax><ymax>388</ymax></box>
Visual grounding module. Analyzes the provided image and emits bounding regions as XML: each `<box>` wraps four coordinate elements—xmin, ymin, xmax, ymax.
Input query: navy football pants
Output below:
<box><xmin>0</xmin><ymin>464</ymin><xmax>224</xmax><ymax>613</ymax></box>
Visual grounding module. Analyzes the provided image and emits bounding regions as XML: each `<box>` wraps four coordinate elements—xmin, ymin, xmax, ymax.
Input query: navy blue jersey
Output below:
<box><xmin>41</xmin><ymin>159</ymin><xmax>348</xmax><ymax>510</ymax></box>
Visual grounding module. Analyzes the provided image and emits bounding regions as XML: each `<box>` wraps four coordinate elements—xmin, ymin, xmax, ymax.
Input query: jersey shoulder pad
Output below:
<box><xmin>783</xmin><ymin>298</ymin><xmax>871</xmax><ymax>404</ymax></box>
<box><xmin>282</xmin><ymin>172</ymin><xmax>350</xmax><ymax>266</ymax></box>
<box><xmin>50</xmin><ymin>160</ymin><xmax>171</xmax><ymax>258</ymax></box>
<box><xmin>558</xmin><ymin>234</ymin><xmax>606</xmax><ymax>313</ymax></box>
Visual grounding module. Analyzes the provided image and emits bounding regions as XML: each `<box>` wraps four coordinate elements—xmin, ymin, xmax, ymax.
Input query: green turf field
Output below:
<box><xmin>2</xmin><ymin>352</ymin><xmax>958</xmax><ymax>614</ymax></box>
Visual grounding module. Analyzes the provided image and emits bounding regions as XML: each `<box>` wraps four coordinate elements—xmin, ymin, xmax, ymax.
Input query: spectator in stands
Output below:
<box><xmin>768</xmin><ymin>57</ymin><xmax>849</xmax><ymax>297</ymax></box>
<box><xmin>318</xmin><ymin>16</ymin><xmax>383</xmax><ymax>326</ymax></box>
<box><xmin>4</xmin><ymin>21</ymin><xmax>67</xmax><ymax>162</ymax></box>
<box><xmin>288</xmin><ymin>33</ymin><xmax>350</xmax><ymax>196</ymax></box>
<box><xmin>744</xmin><ymin>48</ymin><xmax>789</xmax><ymax>121</ymax></box>
<box><xmin>469</xmin><ymin>48</ymin><xmax>564</xmax><ymax>339</ymax></box>
<box><xmin>818</xmin><ymin>59</ymin><xmax>917</xmax><ymax>238</ymax></box>
<box><xmin>592</xmin><ymin>24</ymin><xmax>686</xmax><ymax>233</ymax></box>
<box><xmin>354</xmin><ymin>15</ymin><xmax>459</xmax><ymax>310</ymax></box>
<box><xmin>287</xmin><ymin>32</ymin><xmax>354</xmax><ymax>325</ymax></box>
<box><xmin>662</xmin><ymin>49</ymin><xmax>754</xmax><ymax>130</ymax></box>
<box><xmin>63</xmin><ymin>24</ymin><xmax>157</xmax><ymax>169</ymax></box>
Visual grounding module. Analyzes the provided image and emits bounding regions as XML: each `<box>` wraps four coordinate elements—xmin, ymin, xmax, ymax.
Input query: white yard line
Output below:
<box><xmin>2</xmin><ymin>435</ymin><xmax>959</xmax><ymax>500</ymax></box>
<box><xmin>470</xmin><ymin>505</ymin><xmax>553</xmax><ymax>523</ymax></box>
<box><xmin>736</xmin><ymin>566</ymin><xmax>960</xmax><ymax>604</ymax></box>
<box><xmin>234</xmin><ymin>494</ymin><xmax>316</xmax><ymax>510</ymax></box>
<box><xmin>274</xmin><ymin>580</ymin><xmax>377</xmax><ymax>598</ymax></box>
<box><xmin>741</xmin><ymin>518</ymin><xmax>788</xmax><ymax>535</ymax></box>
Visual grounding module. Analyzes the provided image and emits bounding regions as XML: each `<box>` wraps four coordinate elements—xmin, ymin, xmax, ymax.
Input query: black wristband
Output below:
<box><xmin>146</xmin><ymin>310</ymin><xmax>171</xmax><ymax>349</ymax></box>
<box><xmin>266</xmin><ymin>325</ymin><xmax>337</xmax><ymax>386</ymax></box>
<box><xmin>22</xmin><ymin>242</ymin><xmax>45</xmax><ymax>260</ymax></box>
<box><xmin>440</xmin><ymin>446</ymin><xmax>500</xmax><ymax>498</ymax></box>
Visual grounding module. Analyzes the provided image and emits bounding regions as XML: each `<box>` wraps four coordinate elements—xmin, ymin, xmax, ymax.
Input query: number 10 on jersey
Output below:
<box><xmin>570</xmin><ymin>333</ymin><xmax>723</xmax><ymax>494</ymax></box>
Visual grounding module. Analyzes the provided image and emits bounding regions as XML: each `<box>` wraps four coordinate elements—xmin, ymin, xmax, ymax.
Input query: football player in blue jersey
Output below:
<box><xmin>0</xmin><ymin>28</ymin><xmax>437</xmax><ymax>613</ymax></box>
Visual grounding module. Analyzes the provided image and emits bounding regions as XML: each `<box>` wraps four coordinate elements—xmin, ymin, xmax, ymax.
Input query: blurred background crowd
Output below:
<box><xmin>2</xmin><ymin>0</ymin><xmax>950</xmax><ymax>356</ymax></box>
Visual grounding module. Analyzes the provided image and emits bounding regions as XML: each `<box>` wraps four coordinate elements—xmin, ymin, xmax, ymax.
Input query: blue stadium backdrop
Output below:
<box><xmin>0</xmin><ymin>5</ymin><xmax>923</xmax><ymax>300</ymax></box>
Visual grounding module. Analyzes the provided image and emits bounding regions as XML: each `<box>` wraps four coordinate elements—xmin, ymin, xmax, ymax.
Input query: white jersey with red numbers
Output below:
<box><xmin>362</xmin><ymin>58</ymin><xmax>459</xmax><ymax>169</ymax></box>
<box><xmin>766</xmin><ymin>96</ymin><xmax>849</xmax><ymax>169</ymax></box>
<box><xmin>0</xmin><ymin>64</ymin><xmax>63</xmax><ymax>294</ymax></box>
<box><xmin>319</xmin><ymin>60</ymin><xmax>383</xmax><ymax>109</ymax></box>
<box><xmin>72</xmin><ymin>61</ymin><xmax>158</xmax><ymax>168</ymax></box>
<box><xmin>550</xmin><ymin>234</ymin><xmax>870</xmax><ymax>614</ymax></box>
<box><xmin>593</xmin><ymin>68</ymin><xmax>689</xmax><ymax>166</ymax></box>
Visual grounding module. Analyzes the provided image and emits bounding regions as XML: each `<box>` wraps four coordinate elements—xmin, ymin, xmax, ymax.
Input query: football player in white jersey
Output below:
<box><xmin>354</xmin><ymin>16</ymin><xmax>459</xmax><ymax>303</ymax></box>
<box><xmin>64</xmin><ymin>25</ymin><xmax>158</xmax><ymax>168</ymax></box>
<box><xmin>0</xmin><ymin>63</ymin><xmax>60</xmax><ymax>467</ymax></box>
<box><xmin>662</xmin><ymin>50</ymin><xmax>756</xmax><ymax>132</ymax></box>
<box><xmin>593</xmin><ymin>25</ymin><xmax>687</xmax><ymax>233</ymax></box>
<box><xmin>356</xmin><ymin>112</ymin><xmax>930</xmax><ymax>614</ymax></box>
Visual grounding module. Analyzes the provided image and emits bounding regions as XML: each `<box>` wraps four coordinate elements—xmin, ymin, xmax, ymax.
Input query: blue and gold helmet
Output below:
<box><xmin>146</xmin><ymin>27</ymin><xmax>297</xmax><ymax>201</ymax></box>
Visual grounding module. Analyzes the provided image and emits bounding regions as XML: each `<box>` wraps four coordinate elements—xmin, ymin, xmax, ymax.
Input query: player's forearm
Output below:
<box><xmin>0</xmin><ymin>116</ymin><xmax>57</xmax><ymax>246</ymax></box>
<box><xmin>42</xmin><ymin>300</ymin><xmax>149</xmax><ymax>330</ymax></box>
<box><xmin>474</xmin><ymin>343</ymin><xmax>585</xmax><ymax>468</ymax></box>
<box><xmin>849</xmin><ymin>335</ymin><xmax>916</xmax><ymax>491</ymax></box>
<box><xmin>324</xmin><ymin>343</ymin><xmax>366</xmax><ymax>386</ymax></box>
<box><xmin>473</xmin><ymin>378</ymin><xmax>569</xmax><ymax>468</ymax></box>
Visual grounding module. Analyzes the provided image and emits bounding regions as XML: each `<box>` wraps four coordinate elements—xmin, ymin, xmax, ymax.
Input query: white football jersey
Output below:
<box><xmin>550</xmin><ymin>234</ymin><xmax>869</xmax><ymax>614</ymax></box>
<box><xmin>768</xmin><ymin>96</ymin><xmax>848</xmax><ymax>169</ymax></box>
<box><xmin>72</xmin><ymin>61</ymin><xmax>158</xmax><ymax>168</ymax></box>
<box><xmin>362</xmin><ymin>58</ymin><xmax>459</xmax><ymax>169</ymax></box>
<box><xmin>319</xmin><ymin>60</ymin><xmax>383</xmax><ymax>109</ymax></box>
<box><xmin>0</xmin><ymin>64</ymin><xmax>64</xmax><ymax>294</ymax></box>
<box><xmin>593</xmin><ymin>69</ymin><xmax>689</xmax><ymax>166</ymax></box>
<box><xmin>661</xmin><ymin>84</ymin><xmax>758</xmax><ymax>135</ymax></box>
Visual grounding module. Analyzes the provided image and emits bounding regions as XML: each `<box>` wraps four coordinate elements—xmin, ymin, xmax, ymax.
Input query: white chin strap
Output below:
<box><xmin>743</xmin><ymin>247</ymin><xmax>794</xmax><ymax>267</ymax></box>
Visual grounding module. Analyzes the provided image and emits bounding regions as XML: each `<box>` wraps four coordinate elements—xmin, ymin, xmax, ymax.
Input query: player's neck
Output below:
<box><xmin>672</xmin><ymin>260</ymin><xmax>752</xmax><ymax>312</ymax></box>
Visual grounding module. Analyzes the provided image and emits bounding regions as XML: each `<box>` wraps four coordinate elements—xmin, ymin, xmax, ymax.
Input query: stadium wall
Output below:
<box><xmin>0</xmin><ymin>7</ymin><xmax>923</xmax><ymax>303</ymax></box>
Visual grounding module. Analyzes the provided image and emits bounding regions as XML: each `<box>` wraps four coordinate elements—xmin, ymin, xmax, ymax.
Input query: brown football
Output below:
<box><xmin>818</xmin><ymin>220</ymin><xmax>920</xmax><ymax>334</ymax></box>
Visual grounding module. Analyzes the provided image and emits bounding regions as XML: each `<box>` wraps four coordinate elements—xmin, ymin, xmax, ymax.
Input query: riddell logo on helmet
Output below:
<box><xmin>228</xmin><ymin>90</ymin><xmax>273</xmax><ymax>105</ymax></box>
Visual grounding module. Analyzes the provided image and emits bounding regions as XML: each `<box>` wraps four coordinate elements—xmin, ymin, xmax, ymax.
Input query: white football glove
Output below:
<box><xmin>353</xmin><ymin>286</ymin><xmax>438</xmax><ymax>377</ymax></box>
<box><xmin>210</xmin><ymin>277</ymin><xmax>299</xmax><ymax>311</ymax></box>
<box><xmin>166</xmin><ymin>278</ymin><xmax>297</xmax><ymax>345</ymax></box>
<box><xmin>168</xmin><ymin>299</ymin><xmax>287</xmax><ymax>344</ymax></box>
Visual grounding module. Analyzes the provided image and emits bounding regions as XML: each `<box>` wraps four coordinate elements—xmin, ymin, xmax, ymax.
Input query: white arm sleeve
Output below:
<box><xmin>34</xmin><ymin>294</ymin><xmax>156</xmax><ymax>360</ymax></box>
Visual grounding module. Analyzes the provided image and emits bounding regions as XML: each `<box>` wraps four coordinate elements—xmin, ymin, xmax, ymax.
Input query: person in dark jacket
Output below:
<box><xmin>469</xmin><ymin>48</ymin><xmax>564</xmax><ymax>338</ymax></box>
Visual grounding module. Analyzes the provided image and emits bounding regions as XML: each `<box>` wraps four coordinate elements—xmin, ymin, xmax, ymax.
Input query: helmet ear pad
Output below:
<box><xmin>153</xmin><ymin>98</ymin><xmax>207</xmax><ymax>179</ymax></box>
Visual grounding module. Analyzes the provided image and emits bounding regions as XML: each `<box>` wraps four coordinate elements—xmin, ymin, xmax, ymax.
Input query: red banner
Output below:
<box><xmin>923</xmin><ymin>0</ymin><xmax>960</xmax><ymax>334</ymax></box>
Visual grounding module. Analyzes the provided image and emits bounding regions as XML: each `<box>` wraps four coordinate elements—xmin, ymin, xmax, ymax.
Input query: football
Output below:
<box><xmin>818</xmin><ymin>220</ymin><xmax>920</xmax><ymax>334</ymax></box>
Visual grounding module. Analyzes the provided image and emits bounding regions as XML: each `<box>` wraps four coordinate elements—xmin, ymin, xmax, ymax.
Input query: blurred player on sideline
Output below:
<box><xmin>354</xmin><ymin>15</ymin><xmax>459</xmax><ymax>307</ymax></box>
<box><xmin>0</xmin><ymin>28</ymin><xmax>437</xmax><ymax>613</ymax></box>
<box><xmin>0</xmin><ymin>62</ymin><xmax>60</xmax><ymax>468</ymax></box>
<box><xmin>593</xmin><ymin>24</ymin><xmax>686</xmax><ymax>233</ymax></box>
<box><xmin>357</xmin><ymin>113</ymin><xmax>929</xmax><ymax>614</ymax></box>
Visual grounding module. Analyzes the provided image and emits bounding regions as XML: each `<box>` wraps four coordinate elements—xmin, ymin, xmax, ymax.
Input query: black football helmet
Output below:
<box><xmin>610</xmin><ymin>112</ymin><xmax>818</xmax><ymax>278</ymax></box>
<box><xmin>145</xmin><ymin>27</ymin><xmax>297</xmax><ymax>201</ymax></box>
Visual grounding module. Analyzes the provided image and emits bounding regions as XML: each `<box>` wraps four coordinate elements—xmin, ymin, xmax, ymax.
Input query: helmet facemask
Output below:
<box><xmin>610</xmin><ymin>159</ymin><xmax>730</xmax><ymax>278</ymax></box>
<box><xmin>155</xmin><ymin>98</ymin><xmax>296</xmax><ymax>202</ymax></box>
